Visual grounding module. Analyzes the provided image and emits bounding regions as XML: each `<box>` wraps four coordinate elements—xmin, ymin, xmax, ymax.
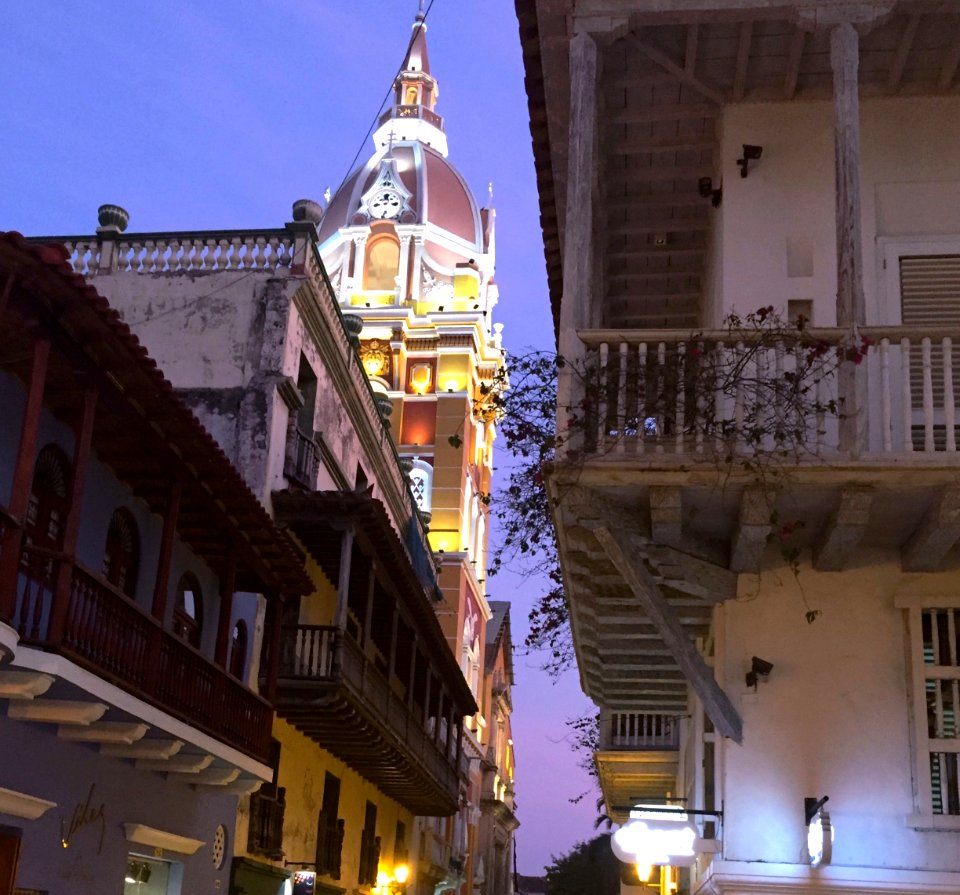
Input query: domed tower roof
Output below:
<box><xmin>317</xmin><ymin>142</ymin><xmax>483</xmax><ymax>253</ymax></box>
<box><xmin>317</xmin><ymin>7</ymin><xmax>484</xmax><ymax>255</ymax></box>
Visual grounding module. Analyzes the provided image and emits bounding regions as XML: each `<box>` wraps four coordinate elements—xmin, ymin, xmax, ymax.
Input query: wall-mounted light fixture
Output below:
<box><xmin>745</xmin><ymin>656</ymin><xmax>774</xmax><ymax>688</ymax></box>
<box><xmin>698</xmin><ymin>176</ymin><xmax>723</xmax><ymax>208</ymax></box>
<box><xmin>805</xmin><ymin>797</ymin><xmax>832</xmax><ymax>866</ymax></box>
<box><xmin>736</xmin><ymin>144</ymin><xmax>763</xmax><ymax>178</ymax></box>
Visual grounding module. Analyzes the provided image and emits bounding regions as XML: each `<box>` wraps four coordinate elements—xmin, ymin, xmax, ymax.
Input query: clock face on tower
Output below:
<box><xmin>369</xmin><ymin>189</ymin><xmax>402</xmax><ymax>219</ymax></box>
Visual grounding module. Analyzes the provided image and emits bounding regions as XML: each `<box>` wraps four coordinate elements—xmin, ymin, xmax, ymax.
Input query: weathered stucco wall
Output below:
<box><xmin>718</xmin><ymin>557</ymin><xmax>960</xmax><ymax>872</ymax></box>
<box><xmin>711</xmin><ymin>95</ymin><xmax>960</xmax><ymax>327</ymax></box>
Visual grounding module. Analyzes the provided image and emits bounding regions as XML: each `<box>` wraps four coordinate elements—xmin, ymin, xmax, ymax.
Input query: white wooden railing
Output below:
<box><xmin>576</xmin><ymin>327</ymin><xmax>960</xmax><ymax>459</ymax></box>
<box><xmin>600</xmin><ymin>711</ymin><xmax>679</xmax><ymax>751</ymax></box>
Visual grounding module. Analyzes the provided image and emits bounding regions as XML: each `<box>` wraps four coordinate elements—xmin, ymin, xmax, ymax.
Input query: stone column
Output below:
<box><xmin>397</xmin><ymin>232</ymin><xmax>413</xmax><ymax>303</ymax></box>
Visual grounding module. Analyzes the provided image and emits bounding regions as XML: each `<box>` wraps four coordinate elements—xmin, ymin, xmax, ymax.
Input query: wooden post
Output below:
<box><xmin>830</xmin><ymin>21</ymin><xmax>868</xmax><ymax>455</ymax></box>
<box><xmin>557</xmin><ymin>30</ymin><xmax>599</xmax><ymax>454</ymax></box>
<box><xmin>0</xmin><ymin>338</ymin><xmax>49</xmax><ymax>621</ymax></box>
<box><xmin>830</xmin><ymin>21</ymin><xmax>866</xmax><ymax>327</ymax></box>
<box><xmin>334</xmin><ymin>530</ymin><xmax>354</xmax><ymax>630</ymax></box>
<box><xmin>423</xmin><ymin>668</ymin><xmax>433</xmax><ymax>733</ymax></box>
<box><xmin>387</xmin><ymin>605</ymin><xmax>400</xmax><ymax>680</ymax></box>
<box><xmin>214</xmin><ymin>547</ymin><xmax>238</xmax><ymax>668</ymax></box>
<box><xmin>48</xmin><ymin>386</ymin><xmax>98</xmax><ymax>643</ymax></box>
<box><xmin>407</xmin><ymin>639</ymin><xmax>419</xmax><ymax>712</ymax></box>
<box><xmin>263</xmin><ymin>595</ymin><xmax>282</xmax><ymax>701</ymax></box>
<box><xmin>151</xmin><ymin>480</ymin><xmax>182</xmax><ymax>621</ymax></box>
<box><xmin>361</xmin><ymin>563</ymin><xmax>376</xmax><ymax>649</ymax></box>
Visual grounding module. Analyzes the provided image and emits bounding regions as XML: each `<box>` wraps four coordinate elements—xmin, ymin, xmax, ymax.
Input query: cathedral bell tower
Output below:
<box><xmin>315</xmin><ymin>8</ymin><xmax>509</xmax><ymax>895</ymax></box>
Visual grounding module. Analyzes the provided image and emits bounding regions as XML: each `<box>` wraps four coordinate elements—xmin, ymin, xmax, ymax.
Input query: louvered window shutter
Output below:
<box><xmin>899</xmin><ymin>255</ymin><xmax>960</xmax><ymax>447</ymax></box>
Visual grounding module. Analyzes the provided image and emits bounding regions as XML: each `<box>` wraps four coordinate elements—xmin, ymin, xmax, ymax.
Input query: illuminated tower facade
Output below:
<box><xmin>316</xmin><ymin>9</ymin><xmax>514</xmax><ymax>895</ymax></box>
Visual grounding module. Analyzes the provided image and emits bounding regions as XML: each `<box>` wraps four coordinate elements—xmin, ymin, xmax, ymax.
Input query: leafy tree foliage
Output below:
<box><xmin>544</xmin><ymin>835</ymin><xmax>621</xmax><ymax>895</ymax></box>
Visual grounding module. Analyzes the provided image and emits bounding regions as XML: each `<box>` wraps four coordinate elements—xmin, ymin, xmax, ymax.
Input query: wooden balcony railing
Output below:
<box><xmin>284</xmin><ymin>427</ymin><xmax>320</xmax><ymax>488</ymax></box>
<box><xmin>600</xmin><ymin>712</ymin><xmax>680</xmax><ymax>751</ymax></box>
<box><xmin>11</xmin><ymin>544</ymin><xmax>272</xmax><ymax>762</ymax></box>
<box><xmin>277</xmin><ymin>624</ymin><xmax>460</xmax><ymax>813</ymax></box>
<box><xmin>578</xmin><ymin>327</ymin><xmax>960</xmax><ymax>460</ymax></box>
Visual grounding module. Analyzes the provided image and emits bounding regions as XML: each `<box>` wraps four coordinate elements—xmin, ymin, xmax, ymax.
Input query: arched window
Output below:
<box><xmin>26</xmin><ymin>444</ymin><xmax>71</xmax><ymax>550</ymax></box>
<box><xmin>102</xmin><ymin>508</ymin><xmax>140</xmax><ymax>598</ymax></box>
<box><xmin>173</xmin><ymin>573</ymin><xmax>203</xmax><ymax>648</ymax></box>
<box><xmin>409</xmin><ymin>459</ymin><xmax>433</xmax><ymax>512</ymax></box>
<box><xmin>230</xmin><ymin>620</ymin><xmax>248</xmax><ymax>679</ymax></box>
<box><xmin>364</xmin><ymin>236</ymin><xmax>400</xmax><ymax>291</ymax></box>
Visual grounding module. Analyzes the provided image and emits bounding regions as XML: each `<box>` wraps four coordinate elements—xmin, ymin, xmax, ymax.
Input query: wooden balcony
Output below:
<box><xmin>274</xmin><ymin>625</ymin><xmax>460</xmax><ymax>815</ymax></box>
<box><xmin>595</xmin><ymin>712</ymin><xmax>680</xmax><ymax>819</ymax></box>
<box><xmin>551</xmin><ymin>326</ymin><xmax>960</xmax><ymax>740</ymax></box>
<box><xmin>7</xmin><ymin>542</ymin><xmax>272</xmax><ymax>763</ymax></box>
<box><xmin>576</xmin><ymin>326</ymin><xmax>960</xmax><ymax>463</ymax></box>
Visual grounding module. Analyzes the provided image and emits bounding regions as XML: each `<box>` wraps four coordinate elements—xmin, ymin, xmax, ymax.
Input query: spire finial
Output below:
<box><xmin>415</xmin><ymin>0</ymin><xmax>426</xmax><ymax>22</ymax></box>
<box><xmin>488</xmin><ymin>182</ymin><xmax>494</xmax><ymax>202</ymax></box>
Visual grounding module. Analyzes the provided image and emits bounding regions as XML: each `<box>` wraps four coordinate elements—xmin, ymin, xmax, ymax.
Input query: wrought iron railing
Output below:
<box><xmin>248</xmin><ymin>786</ymin><xmax>286</xmax><ymax>859</ymax></box>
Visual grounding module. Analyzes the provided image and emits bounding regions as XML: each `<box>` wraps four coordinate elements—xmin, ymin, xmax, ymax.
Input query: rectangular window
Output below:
<box><xmin>358</xmin><ymin>802</ymin><xmax>379</xmax><ymax>886</ymax></box>
<box><xmin>921</xmin><ymin>608</ymin><xmax>960</xmax><ymax>815</ymax></box>
<box><xmin>315</xmin><ymin>773</ymin><xmax>343</xmax><ymax>879</ymax></box>
<box><xmin>899</xmin><ymin>594</ymin><xmax>960</xmax><ymax>829</ymax></box>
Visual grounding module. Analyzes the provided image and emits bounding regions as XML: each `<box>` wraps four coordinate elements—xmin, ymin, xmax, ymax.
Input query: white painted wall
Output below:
<box><xmin>711</xmin><ymin>96</ymin><xmax>960</xmax><ymax>327</ymax></box>
<box><xmin>715</xmin><ymin>557</ymin><xmax>960</xmax><ymax>873</ymax></box>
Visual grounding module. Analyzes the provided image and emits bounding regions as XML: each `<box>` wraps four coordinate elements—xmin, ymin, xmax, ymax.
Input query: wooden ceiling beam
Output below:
<box><xmin>609</xmin><ymin>220</ymin><xmax>710</xmax><ymax>235</ymax></box>
<box><xmin>607</xmin><ymin>192</ymin><xmax>709</xmax><ymax>210</ymax></box>
<box><xmin>611</xmin><ymin>164</ymin><xmax>713</xmax><ymax>184</ymax></box>
<box><xmin>812</xmin><ymin>487</ymin><xmax>873</xmax><ymax>572</ymax></box>
<box><xmin>784</xmin><ymin>28</ymin><xmax>806</xmax><ymax>99</ymax></box>
<box><xmin>733</xmin><ymin>21</ymin><xmax>754</xmax><ymax>101</ymax></box>
<box><xmin>608</xmin><ymin>136</ymin><xmax>717</xmax><ymax>155</ymax></box>
<box><xmin>593</xmin><ymin>524</ymin><xmax>742</xmax><ymax>743</ymax></box>
<box><xmin>685</xmin><ymin>23</ymin><xmax>699</xmax><ymax>76</ymax></box>
<box><xmin>902</xmin><ymin>486</ymin><xmax>960</xmax><ymax>571</ymax></box>
<box><xmin>888</xmin><ymin>14</ymin><xmax>922</xmax><ymax>91</ymax></box>
<box><xmin>607</xmin><ymin>103</ymin><xmax>717</xmax><ymax>124</ymax></box>
<box><xmin>729</xmin><ymin>486</ymin><xmax>775</xmax><ymax>573</ymax></box>
<box><xmin>939</xmin><ymin>20</ymin><xmax>960</xmax><ymax>88</ymax></box>
<box><xmin>626</xmin><ymin>35</ymin><xmax>725</xmax><ymax>104</ymax></box>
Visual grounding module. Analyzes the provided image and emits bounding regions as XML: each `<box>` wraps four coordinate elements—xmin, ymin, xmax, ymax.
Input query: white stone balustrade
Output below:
<box><xmin>578</xmin><ymin>327</ymin><xmax>960</xmax><ymax>459</ymax></box>
<box><xmin>62</xmin><ymin>231</ymin><xmax>295</xmax><ymax>275</ymax></box>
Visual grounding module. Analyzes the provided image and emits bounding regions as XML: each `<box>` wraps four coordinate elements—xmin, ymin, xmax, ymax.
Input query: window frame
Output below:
<box><xmin>896</xmin><ymin>592</ymin><xmax>960</xmax><ymax>831</ymax></box>
<box><xmin>173</xmin><ymin>572</ymin><xmax>204</xmax><ymax>649</ymax></box>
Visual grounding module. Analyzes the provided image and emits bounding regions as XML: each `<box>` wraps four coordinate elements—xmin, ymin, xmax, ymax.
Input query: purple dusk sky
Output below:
<box><xmin>0</xmin><ymin>0</ymin><xmax>600</xmax><ymax>874</ymax></box>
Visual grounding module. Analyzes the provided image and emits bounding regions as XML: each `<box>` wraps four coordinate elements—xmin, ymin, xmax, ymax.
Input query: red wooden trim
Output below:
<box><xmin>49</xmin><ymin>387</ymin><xmax>98</xmax><ymax>642</ymax></box>
<box><xmin>151</xmin><ymin>480</ymin><xmax>182</xmax><ymax>620</ymax></box>
<box><xmin>0</xmin><ymin>338</ymin><xmax>50</xmax><ymax>621</ymax></box>
<box><xmin>7</xmin><ymin>338</ymin><xmax>50</xmax><ymax>517</ymax></box>
<box><xmin>0</xmin><ymin>270</ymin><xmax>14</xmax><ymax>321</ymax></box>
<box><xmin>263</xmin><ymin>595</ymin><xmax>282</xmax><ymax>702</ymax></box>
<box><xmin>214</xmin><ymin>548</ymin><xmax>238</xmax><ymax>668</ymax></box>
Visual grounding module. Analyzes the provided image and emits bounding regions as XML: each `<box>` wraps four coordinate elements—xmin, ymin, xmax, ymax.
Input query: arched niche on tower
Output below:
<box><xmin>363</xmin><ymin>223</ymin><xmax>401</xmax><ymax>292</ymax></box>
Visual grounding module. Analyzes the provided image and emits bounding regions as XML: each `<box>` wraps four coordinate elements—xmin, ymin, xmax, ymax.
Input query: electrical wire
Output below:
<box><xmin>122</xmin><ymin>0</ymin><xmax>437</xmax><ymax>328</ymax></box>
<box><xmin>328</xmin><ymin>0</ymin><xmax>437</xmax><ymax>202</ymax></box>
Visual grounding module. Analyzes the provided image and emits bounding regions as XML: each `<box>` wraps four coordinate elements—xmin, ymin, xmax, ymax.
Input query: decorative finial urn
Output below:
<box><xmin>97</xmin><ymin>204</ymin><xmax>129</xmax><ymax>232</ymax></box>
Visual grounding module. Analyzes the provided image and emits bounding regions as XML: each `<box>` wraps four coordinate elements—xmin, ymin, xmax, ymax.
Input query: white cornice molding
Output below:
<box><xmin>123</xmin><ymin>823</ymin><xmax>205</xmax><ymax>855</ymax></box>
<box><xmin>0</xmin><ymin>786</ymin><xmax>57</xmax><ymax>820</ymax></box>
